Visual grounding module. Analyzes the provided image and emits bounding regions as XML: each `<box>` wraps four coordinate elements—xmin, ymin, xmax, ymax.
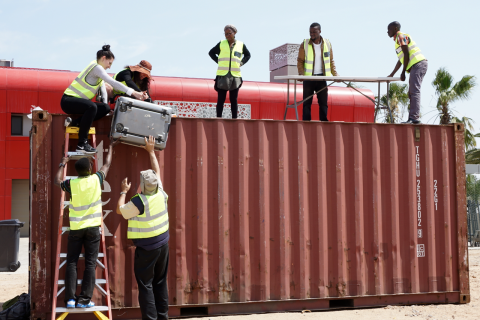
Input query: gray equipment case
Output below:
<box><xmin>110</xmin><ymin>97</ymin><xmax>173</xmax><ymax>151</ymax></box>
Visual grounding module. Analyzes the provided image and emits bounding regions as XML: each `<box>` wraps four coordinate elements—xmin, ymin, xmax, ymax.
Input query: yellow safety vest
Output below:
<box><xmin>303</xmin><ymin>39</ymin><xmax>333</xmax><ymax>76</ymax></box>
<box><xmin>127</xmin><ymin>191</ymin><xmax>169</xmax><ymax>239</ymax></box>
<box><xmin>216</xmin><ymin>40</ymin><xmax>244</xmax><ymax>77</ymax></box>
<box><xmin>394</xmin><ymin>32</ymin><xmax>426</xmax><ymax>73</ymax></box>
<box><xmin>64</xmin><ymin>60</ymin><xmax>104</xmax><ymax>100</ymax></box>
<box><xmin>69</xmin><ymin>175</ymin><xmax>102</xmax><ymax>230</ymax></box>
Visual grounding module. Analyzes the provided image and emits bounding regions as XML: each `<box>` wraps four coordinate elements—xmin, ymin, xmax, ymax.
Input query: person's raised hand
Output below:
<box><xmin>143</xmin><ymin>135</ymin><xmax>156</xmax><ymax>153</ymax></box>
<box><xmin>110</xmin><ymin>136</ymin><xmax>120</xmax><ymax>148</ymax></box>
<box><xmin>61</xmin><ymin>156</ymin><xmax>70</xmax><ymax>164</ymax></box>
<box><xmin>121</xmin><ymin>177</ymin><xmax>131</xmax><ymax>193</ymax></box>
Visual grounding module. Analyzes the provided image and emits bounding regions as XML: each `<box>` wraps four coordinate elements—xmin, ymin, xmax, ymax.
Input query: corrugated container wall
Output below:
<box><xmin>30</xmin><ymin>114</ymin><xmax>469</xmax><ymax>319</ymax></box>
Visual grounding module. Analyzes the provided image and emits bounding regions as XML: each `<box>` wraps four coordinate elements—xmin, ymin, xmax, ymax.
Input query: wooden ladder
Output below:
<box><xmin>51</xmin><ymin>126</ymin><xmax>112</xmax><ymax>320</ymax></box>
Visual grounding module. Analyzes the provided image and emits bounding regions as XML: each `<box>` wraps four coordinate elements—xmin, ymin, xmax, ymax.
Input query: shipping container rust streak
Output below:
<box><xmin>30</xmin><ymin>111</ymin><xmax>53</xmax><ymax>320</ymax></box>
<box><xmin>30</xmin><ymin>113</ymin><xmax>469</xmax><ymax>319</ymax></box>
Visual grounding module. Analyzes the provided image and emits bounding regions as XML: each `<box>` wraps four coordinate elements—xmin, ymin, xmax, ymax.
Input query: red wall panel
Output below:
<box><xmin>329</xmin><ymin>87</ymin><xmax>355</xmax><ymax>122</ymax></box>
<box><xmin>38</xmin><ymin>70</ymin><xmax>74</xmax><ymax>92</ymax></box>
<box><xmin>7</xmin><ymin>91</ymin><xmax>39</xmax><ymax>114</ymax></box>
<box><xmin>5</xmin><ymin>168</ymin><xmax>28</xmax><ymax>179</ymax></box>
<box><xmin>257</xmin><ymin>82</ymin><xmax>288</xmax><ymax>120</ymax></box>
<box><xmin>0</xmin><ymin>168</ymin><xmax>5</xmax><ymax>198</ymax></box>
<box><xmin>38</xmin><ymin>92</ymin><xmax>64</xmax><ymax>114</ymax></box>
<box><xmin>0</xmin><ymin>141</ymin><xmax>5</xmax><ymax>169</ymax></box>
<box><xmin>0</xmin><ymin>90</ymin><xmax>6</xmax><ymax>113</ymax></box>
<box><xmin>6</xmin><ymin>139</ymin><xmax>29</xmax><ymax>169</ymax></box>
<box><xmin>0</xmin><ymin>112</ymin><xmax>6</xmax><ymax>141</ymax></box>
<box><xmin>5</xmin><ymin>69</ymin><xmax>39</xmax><ymax>91</ymax></box>
<box><xmin>0</xmin><ymin>68</ymin><xmax>6</xmax><ymax>90</ymax></box>
<box><xmin>153</xmin><ymin>77</ymin><xmax>183</xmax><ymax>102</ymax></box>
<box><xmin>179</xmin><ymin>78</ymin><xmax>211</xmax><ymax>102</ymax></box>
<box><xmin>353</xmin><ymin>89</ymin><xmax>375</xmax><ymax>122</ymax></box>
<box><xmin>237</xmin><ymin>82</ymin><xmax>260</xmax><ymax>119</ymax></box>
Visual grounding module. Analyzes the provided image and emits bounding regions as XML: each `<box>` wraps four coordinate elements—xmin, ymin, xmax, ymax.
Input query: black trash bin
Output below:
<box><xmin>0</xmin><ymin>219</ymin><xmax>25</xmax><ymax>272</ymax></box>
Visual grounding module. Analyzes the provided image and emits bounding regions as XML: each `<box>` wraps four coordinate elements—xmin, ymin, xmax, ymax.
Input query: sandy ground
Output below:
<box><xmin>1</xmin><ymin>240</ymin><xmax>479</xmax><ymax>319</ymax></box>
<box><xmin>0</xmin><ymin>237</ymin><xmax>29</xmax><ymax>310</ymax></box>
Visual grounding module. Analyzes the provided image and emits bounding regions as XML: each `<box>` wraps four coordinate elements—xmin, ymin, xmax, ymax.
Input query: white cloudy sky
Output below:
<box><xmin>0</xmin><ymin>0</ymin><xmax>478</xmax><ymax>128</ymax></box>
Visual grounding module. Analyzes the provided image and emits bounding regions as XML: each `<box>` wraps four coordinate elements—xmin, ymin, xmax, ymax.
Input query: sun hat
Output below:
<box><xmin>129</xmin><ymin>60</ymin><xmax>152</xmax><ymax>79</ymax></box>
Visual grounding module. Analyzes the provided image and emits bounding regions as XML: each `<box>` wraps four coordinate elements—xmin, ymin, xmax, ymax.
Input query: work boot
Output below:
<box><xmin>402</xmin><ymin>118</ymin><xmax>421</xmax><ymax>124</ymax></box>
<box><xmin>76</xmin><ymin>140</ymin><xmax>97</xmax><ymax>154</ymax></box>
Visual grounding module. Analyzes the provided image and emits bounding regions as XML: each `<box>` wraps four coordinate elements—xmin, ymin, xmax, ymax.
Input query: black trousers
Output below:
<box><xmin>61</xmin><ymin>94</ymin><xmax>111</xmax><ymax>142</ymax></box>
<box><xmin>134</xmin><ymin>243</ymin><xmax>169</xmax><ymax>320</ymax></box>
<box><xmin>216</xmin><ymin>88</ymin><xmax>239</xmax><ymax>119</ymax></box>
<box><xmin>302</xmin><ymin>80</ymin><xmax>329</xmax><ymax>121</ymax></box>
<box><xmin>64</xmin><ymin>226</ymin><xmax>100</xmax><ymax>305</ymax></box>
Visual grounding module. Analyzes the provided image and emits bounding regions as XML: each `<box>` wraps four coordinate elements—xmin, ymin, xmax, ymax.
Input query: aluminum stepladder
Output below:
<box><xmin>51</xmin><ymin>126</ymin><xmax>112</xmax><ymax>320</ymax></box>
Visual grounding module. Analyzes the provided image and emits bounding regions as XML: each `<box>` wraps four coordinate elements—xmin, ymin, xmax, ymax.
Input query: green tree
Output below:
<box><xmin>465</xmin><ymin>133</ymin><xmax>480</xmax><ymax>164</ymax></box>
<box><xmin>466</xmin><ymin>148</ymin><xmax>480</xmax><ymax>164</ymax></box>
<box><xmin>466</xmin><ymin>174</ymin><xmax>480</xmax><ymax>244</ymax></box>
<box><xmin>452</xmin><ymin>116</ymin><xmax>476</xmax><ymax>150</ymax></box>
<box><xmin>467</xmin><ymin>174</ymin><xmax>480</xmax><ymax>202</ymax></box>
<box><xmin>432</xmin><ymin>68</ymin><xmax>476</xmax><ymax>124</ymax></box>
<box><xmin>377</xmin><ymin>83</ymin><xmax>409</xmax><ymax>123</ymax></box>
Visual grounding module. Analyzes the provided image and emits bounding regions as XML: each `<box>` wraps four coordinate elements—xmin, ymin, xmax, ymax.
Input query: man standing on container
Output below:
<box><xmin>387</xmin><ymin>21</ymin><xmax>428</xmax><ymax>124</ymax></box>
<box><xmin>297</xmin><ymin>22</ymin><xmax>338</xmax><ymax>121</ymax></box>
<box><xmin>53</xmin><ymin>139</ymin><xmax>117</xmax><ymax>308</ymax></box>
<box><xmin>116</xmin><ymin>136</ymin><xmax>169</xmax><ymax>320</ymax></box>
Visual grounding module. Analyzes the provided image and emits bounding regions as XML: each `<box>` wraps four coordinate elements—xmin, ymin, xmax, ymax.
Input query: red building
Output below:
<box><xmin>0</xmin><ymin>66</ymin><xmax>375</xmax><ymax>233</ymax></box>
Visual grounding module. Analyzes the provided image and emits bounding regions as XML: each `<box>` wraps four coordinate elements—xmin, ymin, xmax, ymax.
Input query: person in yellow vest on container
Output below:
<box><xmin>297</xmin><ymin>22</ymin><xmax>338</xmax><ymax>121</ymax></box>
<box><xmin>53</xmin><ymin>138</ymin><xmax>118</xmax><ymax>308</ymax></box>
<box><xmin>116</xmin><ymin>136</ymin><xmax>169</xmax><ymax>320</ymax></box>
<box><xmin>112</xmin><ymin>60</ymin><xmax>154</xmax><ymax>103</ymax></box>
<box><xmin>209</xmin><ymin>24</ymin><xmax>251</xmax><ymax>119</ymax></box>
<box><xmin>61</xmin><ymin>45</ymin><xmax>147</xmax><ymax>154</ymax></box>
<box><xmin>387</xmin><ymin>21</ymin><xmax>428</xmax><ymax>124</ymax></box>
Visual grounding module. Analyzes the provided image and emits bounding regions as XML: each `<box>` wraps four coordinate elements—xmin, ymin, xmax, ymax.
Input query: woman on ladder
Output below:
<box><xmin>61</xmin><ymin>45</ymin><xmax>147</xmax><ymax>154</ymax></box>
<box><xmin>209</xmin><ymin>25</ymin><xmax>251</xmax><ymax>119</ymax></box>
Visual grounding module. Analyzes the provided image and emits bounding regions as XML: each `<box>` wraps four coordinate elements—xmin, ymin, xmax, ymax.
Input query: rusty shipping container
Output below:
<box><xmin>30</xmin><ymin>113</ymin><xmax>469</xmax><ymax>319</ymax></box>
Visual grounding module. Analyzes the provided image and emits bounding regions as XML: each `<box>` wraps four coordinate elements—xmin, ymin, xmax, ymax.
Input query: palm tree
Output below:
<box><xmin>465</xmin><ymin>132</ymin><xmax>480</xmax><ymax>164</ymax></box>
<box><xmin>432</xmin><ymin>68</ymin><xmax>476</xmax><ymax>124</ymax></box>
<box><xmin>378</xmin><ymin>83</ymin><xmax>409</xmax><ymax>123</ymax></box>
<box><xmin>452</xmin><ymin>116</ymin><xmax>476</xmax><ymax>150</ymax></box>
<box><xmin>466</xmin><ymin>147</ymin><xmax>480</xmax><ymax>164</ymax></box>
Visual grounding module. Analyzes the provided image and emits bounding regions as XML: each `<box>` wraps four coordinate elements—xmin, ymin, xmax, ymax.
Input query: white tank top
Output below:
<box><xmin>313</xmin><ymin>41</ymin><xmax>324</xmax><ymax>75</ymax></box>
